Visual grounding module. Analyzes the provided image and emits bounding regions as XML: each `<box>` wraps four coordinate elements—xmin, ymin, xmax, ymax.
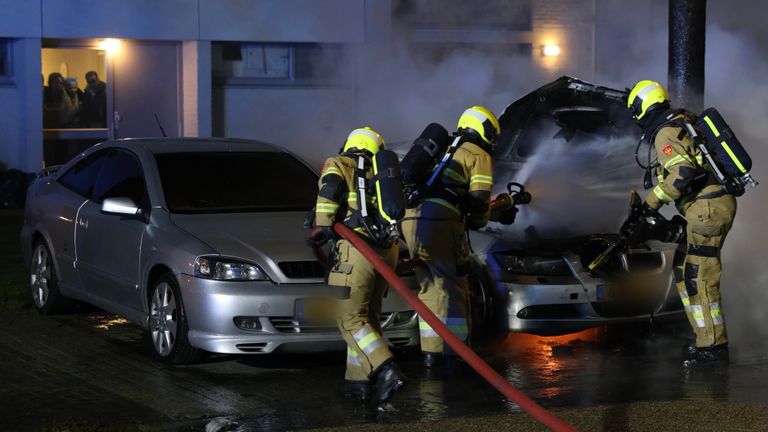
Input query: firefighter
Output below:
<box><xmin>306</xmin><ymin>127</ymin><xmax>406</xmax><ymax>402</ymax></box>
<box><xmin>627</xmin><ymin>80</ymin><xmax>736</xmax><ymax>366</ymax></box>
<box><xmin>400</xmin><ymin>106</ymin><xmax>499</xmax><ymax>369</ymax></box>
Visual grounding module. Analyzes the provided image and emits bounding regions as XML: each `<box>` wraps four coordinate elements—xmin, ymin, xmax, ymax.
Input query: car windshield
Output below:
<box><xmin>155</xmin><ymin>151</ymin><xmax>318</xmax><ymax>213</ymax></box>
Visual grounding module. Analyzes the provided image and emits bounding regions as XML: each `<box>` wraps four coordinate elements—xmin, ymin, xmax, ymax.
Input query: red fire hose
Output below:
<box><xmin>330</xmin><ymin>223</ymin><xmax>576</xmax><ymax>432</ymax></box>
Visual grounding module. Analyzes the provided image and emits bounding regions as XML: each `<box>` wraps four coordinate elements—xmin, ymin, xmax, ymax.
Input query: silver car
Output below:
<box><xmin>465</xmin><ymin>231</ymin><xmax>681</xmax><ymax>336</ymax></box>
<box><xmin>20</xmin><ymin>138</ymin><xmax>418</xmax><ymax>363</ymax></box>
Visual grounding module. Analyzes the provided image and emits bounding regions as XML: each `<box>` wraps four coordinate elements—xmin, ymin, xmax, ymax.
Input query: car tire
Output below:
<box><xmin>148</xmin><ymin>273</ymin><xmax>202</xmax><ymax>364</ymax></box>
<box><xmin>468</xmin><ymin>262</ymin><xmax>498</xmax><ymax>342</ymax></box>
<box><xmin>30</xmin><ymin>239</ymin><xmax>72</xmax><ymax>315</ymax></box>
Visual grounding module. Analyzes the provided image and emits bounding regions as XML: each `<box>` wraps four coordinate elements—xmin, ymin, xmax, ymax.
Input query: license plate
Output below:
<box><xmin>295</xmin><ymin>298</ymin><xmax>337</xmax><ymax>324</ymax></box>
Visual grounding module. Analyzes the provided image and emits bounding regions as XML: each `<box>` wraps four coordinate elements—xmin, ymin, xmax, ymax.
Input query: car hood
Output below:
<box><xmin>495</xmin><ymin>76</ymin><xmax>635</xmax><ymax>167</ymax></box>
<box><xmin>170</xmin><ymin>212</ymin><xmax>322</xmax><ymax>282</ymax></box>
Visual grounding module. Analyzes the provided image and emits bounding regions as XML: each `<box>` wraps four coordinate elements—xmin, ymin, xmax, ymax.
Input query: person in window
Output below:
<box><xmin>64</xmin><ymin>77</ymin><xmax>83</xmax><ymax>127</ymax></box>
<box><xmin>81</xmin><ymin>71</ymin><xmax>107</xmax><ymax>128</ymax></box>
<box><xmin>43</xmin><ymin>72</ymin><xmax>77</xmax><ymax>128</ymax></box>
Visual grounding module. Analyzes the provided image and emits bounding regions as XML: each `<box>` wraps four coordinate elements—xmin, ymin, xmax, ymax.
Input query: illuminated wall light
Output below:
<box><xmin>541</xmin><ymin>44</ymin><xmax>561</xmax><ymax>57</ymax></box>
<box><xmin>99</xmin><ymin>38</ymin><xmax>122</xmax><ymax>55</ymax></box>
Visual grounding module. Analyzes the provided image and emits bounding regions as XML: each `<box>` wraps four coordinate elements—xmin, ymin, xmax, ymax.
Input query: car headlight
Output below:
<box><xmin>495</xmin><ymin>253</ymin><xmax>572</xmax><ymax>276</ymax></box>
<box><xmin>194</xmin><ymin>256</ymin><xmax>269</xmax><ymax>281</ymax></box>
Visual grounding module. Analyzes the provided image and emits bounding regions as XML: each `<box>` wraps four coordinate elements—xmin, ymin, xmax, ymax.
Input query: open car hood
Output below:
<box><xmin>494</xmin><ymin>76</ymin><xmax>637</xmax><ymax>171</ymax></box>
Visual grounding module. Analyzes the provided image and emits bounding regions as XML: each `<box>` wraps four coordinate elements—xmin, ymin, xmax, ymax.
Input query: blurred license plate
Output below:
<box><xmin>295</xmin><ymin>298</ymin><xmax>336</xmax><ymax>324</ymax></box>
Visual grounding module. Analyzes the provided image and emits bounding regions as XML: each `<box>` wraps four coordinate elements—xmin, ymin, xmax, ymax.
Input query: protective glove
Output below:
<box><xmin>306</xmin><ymin>226</ymin><xmax>334</xmax><ymax>248</ymax></box>
<box><xmin>660</xmin><ymin>214</ymin><xmax>687</xmax><ymax>244</ymax></box>
<box><xmin>496</xmin><ymin>206</ymin><xmax>518</xmax><ymax>225</ymax></box>
<box><xmin>621</xmin><ymin>202</ymin><xmax>659</xmax><ymax>243</ymax></box>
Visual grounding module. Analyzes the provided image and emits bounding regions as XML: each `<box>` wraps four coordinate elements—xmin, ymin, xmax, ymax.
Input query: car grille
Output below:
<box><xmin>236</xmin><ymin>343</ymin><xmax>268</xmax><ymax>353</ymax></box>
<box><xmin>278</xmin><ymin>261</ymin><xmax>325</xmax><ymax>279</ymax></box>
<box><xmin>271</xmin><ymin>312</ymin><xmax>393</xmax><ymax>333</ymax></box>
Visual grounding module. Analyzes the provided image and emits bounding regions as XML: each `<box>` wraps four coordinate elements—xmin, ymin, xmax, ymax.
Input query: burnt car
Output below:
<box><xmin>460</xmin><ymin>76</ymin><xmax>684</xmax><ymax>335</ymax></box>
<box><xmin>20</xmin><ymin>138</ymin><xmax>418</xmax><ymax>363</ymax></box>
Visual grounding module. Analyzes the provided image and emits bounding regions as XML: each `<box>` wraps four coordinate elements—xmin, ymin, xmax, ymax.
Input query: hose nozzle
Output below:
<box><xmin>508</xmin><ymin>182</ymin><xmax>532</xmax><ymax>206</ymax></box>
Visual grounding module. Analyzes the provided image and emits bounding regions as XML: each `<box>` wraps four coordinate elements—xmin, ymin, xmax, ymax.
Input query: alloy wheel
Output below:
<box><xmin>149</xmin><ymin>282</ymin><xmax>178</xmax><ymax>357</ymax></box>
<box><xmin>30</xmin><ymin>244</ymin><xmax>51</xmax><ymax>308</ymax></box>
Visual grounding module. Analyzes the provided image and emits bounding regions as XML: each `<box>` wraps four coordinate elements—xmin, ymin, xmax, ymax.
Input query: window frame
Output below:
<box><xmin>212</xmin><ymin>42</ymin><xmax>347</xmax><ymax>88</ymax></box>
<box><xmin>0</xmin><ymin>39</ymin><xmax>13</xmax><ymax>86</ymax></box>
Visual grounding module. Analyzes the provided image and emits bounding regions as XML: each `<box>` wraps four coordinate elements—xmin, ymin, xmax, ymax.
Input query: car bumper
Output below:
<box><xmin>178</xmin><ymin>275</ymin><xmax>419</xmax><ymax>354</ymax></box>
<box><xmin>501</xmin><ymin>278</ymin><xmax>685</xmax><ymax>336</ymax></box>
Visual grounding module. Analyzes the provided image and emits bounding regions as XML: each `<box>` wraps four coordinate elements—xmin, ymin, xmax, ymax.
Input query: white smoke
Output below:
<box><xmin>354</xmin><ymin>39</ymin><xmax>539</xmax><ymax>145</ymax></box>
<box><xmin>494</xmin><ymin>130</ymin><xmax>645</xmax><ymax>239</ymax></box>
<box><xmin>704</xmin><ymin>25</ymin><xmax>768</xmax><ymax>362</ymax></box>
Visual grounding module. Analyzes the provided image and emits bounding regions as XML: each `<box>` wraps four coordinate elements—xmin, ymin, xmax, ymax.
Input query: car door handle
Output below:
<box><xmin>78</xmin><ymin>218</ymin><xmax>88</xmax><ymax>229</ymax></box>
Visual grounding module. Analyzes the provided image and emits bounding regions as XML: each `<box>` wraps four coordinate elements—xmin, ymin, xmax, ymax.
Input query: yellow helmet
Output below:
<box><xmin>342</xmin><ymin>127</ymin><xmax>385</xmax><ymax>156</ymax></box>
<box><xmin>627</xmin><ymin>80</ymin><xmax>670</xmax><ymax>120</ymax></box>
<box><xmin>457</xmin><ymin>105</ymin><xmax>500</xmax><ymax>145</ymax></box>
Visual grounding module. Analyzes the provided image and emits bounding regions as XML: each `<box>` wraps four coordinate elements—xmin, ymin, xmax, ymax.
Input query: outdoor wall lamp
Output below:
<box><xmin>99</xmin><ymin>38</ymin><xmax>122</xmax><ymax>55</ymax></box>
<box><xmin>541</xmin><ymin>44</ymin><xmax>561</xmax><ymax>57</ymax></box>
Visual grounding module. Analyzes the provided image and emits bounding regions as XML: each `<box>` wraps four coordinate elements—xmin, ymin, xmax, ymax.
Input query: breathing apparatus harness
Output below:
<box><xmin>634</xmin><ymin>108</ymin><xmax>757</xmax><ymax>198</ymax></box>
<box><xmin>634</xmin><ymin>108</ymin><xmax>679</xmax><ymax>189</ymax></box>
<box><xmin>345</xmin><ymin>149</ymin><xmax>405</xmax><ymax>248</ymax></box>
<box><xmin>405</xmin><ymin>128</ymin><xmax>493</xmax><ymax>209</ymax></box>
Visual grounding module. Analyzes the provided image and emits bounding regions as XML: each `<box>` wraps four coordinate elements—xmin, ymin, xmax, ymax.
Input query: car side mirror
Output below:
<box><xmin>102</xmin><ymin>197</ymin><xmax>143</xmax><ymax>216</ymax></box>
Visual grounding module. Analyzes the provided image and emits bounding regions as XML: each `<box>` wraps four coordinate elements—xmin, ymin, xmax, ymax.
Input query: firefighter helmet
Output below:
<box><xmin>627</xmin><ymin>80</ymin><xmax>670</xmax><ymax>120</ymax></box>
<box><xmin>342</xmin><ymin>127</ymin><xmax>385</xmax><ymax>156</ymax></box>
<box><xmin>457</xmin><ymin>106</ymin><xmax>500</xmax><ymax>145</ymax></box>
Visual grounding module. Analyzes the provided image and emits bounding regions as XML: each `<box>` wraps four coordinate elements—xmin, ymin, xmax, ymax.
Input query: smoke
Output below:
<box><xmin>703</xmin><ymin>25</ymin><xmax>768</xmax><ymax>362</ymax></box>
<box><xmin>492</xmin><ymin>129</ymin><xmax>644</xmax><ymax>239</ymax></box>
<box><xmin>354</xmin><ymin>40</ymin><xmax>538</xmax><ymax>145</ymax></box>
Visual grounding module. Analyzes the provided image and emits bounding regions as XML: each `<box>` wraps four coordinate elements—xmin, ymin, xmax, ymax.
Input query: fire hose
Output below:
<box><xmin>326</xmin><ymin>222</ymin><xmax>576</xmax><ymax>432</ymax></box>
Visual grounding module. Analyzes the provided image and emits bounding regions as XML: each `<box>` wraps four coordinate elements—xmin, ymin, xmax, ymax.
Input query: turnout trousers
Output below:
<box><xmin>328</xmin><ymin>238</ymin><xmax>398</xmax><ymax>382</ymax></box>
<box><xmin>401</xmin><ymin>216</ymin><xmax>471</xmax><ymax>354</ymax></box>
<box><xmin>675</xmin><ymin>193</ymin><xmax>737</xmax><ymax>348</ymax></box>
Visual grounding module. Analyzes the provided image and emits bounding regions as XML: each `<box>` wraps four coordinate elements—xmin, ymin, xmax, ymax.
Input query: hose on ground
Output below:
<box><xmin>330</xmin><ymin>222</ymin><xmax>576</xmax><ymax>432</ymax></box>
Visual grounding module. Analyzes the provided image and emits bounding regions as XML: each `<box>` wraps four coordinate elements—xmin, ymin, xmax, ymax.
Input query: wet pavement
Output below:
<box><xmin>2</xmin><ymin>302</ymin><xmax>768</xmax><ymax>432</ymax></box>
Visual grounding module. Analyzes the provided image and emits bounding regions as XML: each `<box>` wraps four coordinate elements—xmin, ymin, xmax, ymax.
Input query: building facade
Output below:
<box><xmin>0</xmin><ymin>0</ymin><xmax>603</xmax><ymax>172</ymax></box>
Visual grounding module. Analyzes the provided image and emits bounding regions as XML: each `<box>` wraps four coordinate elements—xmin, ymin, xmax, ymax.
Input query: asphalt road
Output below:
<box><xmin>3</xmin><ymin>302</ymin><xmax>768</xmax><ymax>432</ymax></box>
<box><xmin>3</xmin><ymin>208</ymin><xmax>768</xmax><ymax>431</ymax></box>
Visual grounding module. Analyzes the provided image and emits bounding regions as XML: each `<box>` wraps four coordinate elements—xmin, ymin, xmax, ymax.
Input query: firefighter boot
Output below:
<box><xmin>373</xmin><ymin>361</ymin><xmax>406</xmax><ymax>402</ymax></box>
<box><xmin>682</xmin><ymin>344</ymin><xmax>729</xmax><ymax>367</ymax></box>
<box><xmin>342</xmin><ymin>380</ymin><xmax>371</xmax><ymax>401</ymax></box>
